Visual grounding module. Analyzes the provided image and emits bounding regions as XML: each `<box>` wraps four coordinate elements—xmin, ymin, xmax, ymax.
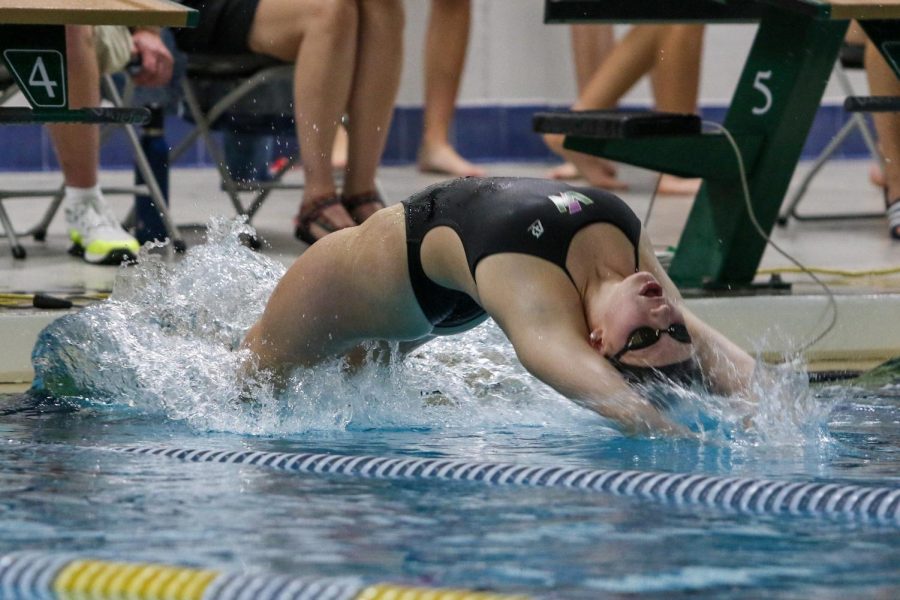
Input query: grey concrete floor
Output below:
<box><xmin>0</xmin><ymin>159</ymin><xmax>898</xmax><ymax>295</ymax></box>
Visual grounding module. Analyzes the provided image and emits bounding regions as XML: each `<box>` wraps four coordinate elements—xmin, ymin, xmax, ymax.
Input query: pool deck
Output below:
<box><xmin>1</xmin><ymin>159</ymin><xmax>899</xmax><ymax>389</ymax></box>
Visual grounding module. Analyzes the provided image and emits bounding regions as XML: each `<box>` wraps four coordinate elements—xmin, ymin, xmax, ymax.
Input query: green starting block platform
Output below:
<box><xmin>533</xmin><ymin>110</ymin><xmax>701</xmax><ymax>138</ymax></box>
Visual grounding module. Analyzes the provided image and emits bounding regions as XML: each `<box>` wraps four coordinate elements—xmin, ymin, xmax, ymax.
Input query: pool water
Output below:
<box><xmin>1</xmin><ymin>219</ymin><xmax>898</xmax><ymax>598</ymax></box>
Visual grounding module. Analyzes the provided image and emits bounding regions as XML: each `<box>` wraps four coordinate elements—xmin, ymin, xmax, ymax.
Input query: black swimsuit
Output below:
<box><xmin>403</xmin><ymin>177</ymin><xmax>643</xmax><ymax>334</ymax></box>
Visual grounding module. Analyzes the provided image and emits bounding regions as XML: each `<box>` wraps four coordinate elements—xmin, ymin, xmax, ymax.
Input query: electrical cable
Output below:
<box><xmin>0</xmin><ymin>291</ymin><xmax>109</xmax><ymax>309</ymax></box>
<box><xmin>702</xmin><ymin>120</ymin><xmax>838</xmax><ymax>353</ymax></box>
<box><xmin>644</xmin><ymin>172</ymin><xmax>664</xmax><ymax>226</ymax></box>
<box><xmin>757</xmin><ymin>265</ymin><xmax>900</xmax><ymax>278</ymax></box>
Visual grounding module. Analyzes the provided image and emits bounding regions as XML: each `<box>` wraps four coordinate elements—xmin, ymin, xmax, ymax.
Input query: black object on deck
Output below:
<box><xmin>533</xmin><ymin>109</ymin><xmax>702</xmax><ymax>139</ymax></box>
<box><xmin>844</xmin><ymin>96</ymin><xmax>900</xmax><ymax>113</ymax></box>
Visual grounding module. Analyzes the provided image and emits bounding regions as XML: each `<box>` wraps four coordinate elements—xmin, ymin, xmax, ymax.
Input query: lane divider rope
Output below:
<box><xmin>109</xmin><ymin>445</ymin><xmax>900</xmax><ymax>523</ymax></box>
<box><xmin>0</xmin><ymin>553</ymin><xmax>528</xmax><ymax>600</ymax></box>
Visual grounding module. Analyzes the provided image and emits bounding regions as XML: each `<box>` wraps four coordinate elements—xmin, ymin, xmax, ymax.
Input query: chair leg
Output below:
<box><xmin>23</xmin><ymin>187</ymin><xmax>65</xmax><ymax>242</ymax></box>
<box><xmin>123</xmin><ymin>120</ymin><xmax>186</xmax><ymax>251</ymax></box>
<box><xmin>780</xmin><ymin>114</ymin><xmax>884</xmax><ymax>222</ymax></box>
<box><xmin>180</xmin><ymin>80</ymin><xmax>249</xmax><ymax>216</ymax></box>
<box><xmin>778</xmin><ymin>117</ymin><xmax>859</xmax><ymax>223</ymax></box>
<box><xmin>244</xmin><ymin>154</ymin><xmax>303</xmax><ymax>219</ymax></box>
<box><xmin>778</xmin><ymin>64</ymin><xmax>886</xmax><ymax>225</ymax></box>
<box><xmin>102</xmin><ymin>75</ymin><xmax>186</xmax><ymax>253</ymax></box>
<box><xmin>0</xmin><ymin>200</ymin><xmax>26</xmax><ymax>259</ymax></box>
<box><xmin>856</xmin><ymin>112</ymin><xmax>883</xmax><ymax>167</ymax></box>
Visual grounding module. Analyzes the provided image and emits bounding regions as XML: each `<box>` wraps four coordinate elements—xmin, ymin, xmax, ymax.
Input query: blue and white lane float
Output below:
<box><xmin>110</xmin><ymin>445</ymin><xmax>900</xmax><ymax>523</ymax></box>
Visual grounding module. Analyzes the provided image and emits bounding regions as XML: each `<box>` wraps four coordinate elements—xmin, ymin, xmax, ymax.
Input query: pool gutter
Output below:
<box><xmin>1</xmin><ymin>293</ymin><xmax>899</xmax><ymax>386</ymax></box>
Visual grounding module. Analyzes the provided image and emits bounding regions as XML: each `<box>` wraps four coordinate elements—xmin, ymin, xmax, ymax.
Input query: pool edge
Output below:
<box><xmin>1</xmin><ymin>293</ymin><xmax>899</xmax><ymax>385</ymax></box>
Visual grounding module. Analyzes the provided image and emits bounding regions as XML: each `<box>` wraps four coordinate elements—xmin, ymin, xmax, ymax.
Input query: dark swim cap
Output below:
<box><xmin>608</xmin><ymin>356</ymin><xmax>705</xmax><ymax>388</ymax></box>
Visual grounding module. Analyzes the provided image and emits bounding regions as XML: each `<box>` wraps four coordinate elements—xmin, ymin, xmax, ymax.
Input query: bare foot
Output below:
<box><xmin>870</xmin><ymin>163</ymin><xmax>886</xmax><ymax>189</ymax></box>
<box><xmin>548</xmin><ymin>162</ymin><xmax>581</xmax><ymax>180</ymax></box>
<box><xmin>569</xmin><ymin>156</ymin><xmax>628</xmax><ymax>190</ymax></box>
<box><xmin>332</xmin><ymin>126</ymin><xmax>348</xmax><ymax>170</ymax></box>
<box><xmin>656</xmin><ymin>174</ymin><xmax>702</xmax><ymax>196</ymax></box>
<box><xmin>418</xmin><ymin>143</ymin><xmax>486</xmax><ymax>177</ymax></box>
<box><xmin>543</xmin><ymin>133</ymin><xmax>626</xmax><ymax>190</ymax></box>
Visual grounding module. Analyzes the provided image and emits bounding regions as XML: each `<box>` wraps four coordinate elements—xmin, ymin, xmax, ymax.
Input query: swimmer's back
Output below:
<box><xmin>403</xmin><ymin>177</ymin><xmax>642</xmax><ymax>279</ymax></box>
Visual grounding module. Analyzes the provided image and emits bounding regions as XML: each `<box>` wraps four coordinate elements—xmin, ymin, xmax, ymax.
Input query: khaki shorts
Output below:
<box><xmin>93</xmin><ymin>26</ymin><xmax>133</xmax><ymax>75</ymax></box>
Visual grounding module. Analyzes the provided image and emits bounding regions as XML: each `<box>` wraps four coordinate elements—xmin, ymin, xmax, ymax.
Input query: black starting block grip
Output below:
<box><xmin>0</xmin><ymin>106</ymin><xmax>150</xmax><ymax>125</ymax></box>
<box><xmin>533</xmin><ymin>109</ymin><xmax>701</xmax><ymax>139</ymax></box>
<box><xmin>844</xmin><ymin>96</ymin><xmax>900</xmax><ymax>113</ymax></box>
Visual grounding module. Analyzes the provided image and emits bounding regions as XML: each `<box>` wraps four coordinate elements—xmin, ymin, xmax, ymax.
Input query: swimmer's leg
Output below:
<box><xmin>344</xmin><ymin>335</ymin><xmax>437</xmax><ymax>371</ymax></box>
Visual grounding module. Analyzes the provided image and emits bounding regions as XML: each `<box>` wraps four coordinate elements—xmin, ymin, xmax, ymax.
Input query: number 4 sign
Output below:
<box><xmin>3</xmin><ymin>49</ymin><xmax>67</xmax><ymax>109</ymax></box>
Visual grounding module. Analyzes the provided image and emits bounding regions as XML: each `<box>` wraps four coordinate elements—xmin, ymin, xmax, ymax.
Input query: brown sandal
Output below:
<box><xmin>293</xmin><ymin>193</ymin><xmax>343</xmax><ymax>245</ymax></box>
<box><xmin>341</xmin><ymin>190</ymin><xmax>386</xmax><ymax>224</ymax></box>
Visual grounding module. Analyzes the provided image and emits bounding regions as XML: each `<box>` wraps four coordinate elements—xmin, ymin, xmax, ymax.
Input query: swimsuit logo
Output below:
<box><xmin>528</xmin><ymin>219</ymin><xmax>544</xmax><ymax>239</ymax></box>
<box><xmin>548</xmin><ymin>190</ymin><xmax>593</xmax><ymax>215</ymax></box>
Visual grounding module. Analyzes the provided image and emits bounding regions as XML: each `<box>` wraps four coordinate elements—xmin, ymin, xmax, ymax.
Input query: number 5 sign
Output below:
<box><xmin>3</xmin><ymin>49</ymin><xmax>67</xmax><ymax>108</ymax></box>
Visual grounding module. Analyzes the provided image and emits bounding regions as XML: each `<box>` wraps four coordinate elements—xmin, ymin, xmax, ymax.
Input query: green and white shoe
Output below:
<box><xmin>64</xmin><ymin>194</ymin><xmax>139</xmax><ymax>265</ymax></box>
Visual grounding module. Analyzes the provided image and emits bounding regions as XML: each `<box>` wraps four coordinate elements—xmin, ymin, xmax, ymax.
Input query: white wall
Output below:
<box><xmin>398</xmin><ymin>0</ymin><xmax>866</xmax><ymax>108</ymax></box>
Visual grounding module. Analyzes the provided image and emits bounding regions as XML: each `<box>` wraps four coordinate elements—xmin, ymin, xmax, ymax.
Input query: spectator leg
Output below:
<box><xmin>248</xmin><ymin>0</ymin><xmax>359</xmax><ymax>234</ymax></box>
<box><xmin>46</xmin><ymin>26</ymin><xmax>99</xmax><ymax>188</ymax></box>
<box><xmin>342</xmin><ymin>0</ymin><xmax>404</xmax><ymax>216</ymax></box>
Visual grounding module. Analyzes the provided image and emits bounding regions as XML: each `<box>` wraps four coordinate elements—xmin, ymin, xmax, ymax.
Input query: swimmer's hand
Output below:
<box><xmin>580</xmin><ymin>390</ymin><xmax>694</xmax><ymax>438</ymax></box>
<box><xmin>238</xmin><ymin>389</ymin><xmax>258</xmax><ymax>404</ymax></box>
<box><xmin>236</xmin><ymin>350</ymin><xmax>283</xmax><ymax>402</ymax></box>
<box><xmin>421</xmin><ymin>389</ymin><xmax>456</xmax><ymax>407</ymax></box>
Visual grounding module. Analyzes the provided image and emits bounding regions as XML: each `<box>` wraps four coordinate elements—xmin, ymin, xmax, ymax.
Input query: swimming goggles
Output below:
<box><xmin>610</xmin><ymin>323</ymin><xmax>692</xmax><ymax>361</ymax></box>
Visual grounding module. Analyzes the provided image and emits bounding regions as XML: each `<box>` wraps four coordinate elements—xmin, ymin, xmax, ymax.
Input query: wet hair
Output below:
<box><xmin>608</xmin><ymin>356</ymin><xmax>705</xmax><ymax>389</ymax></box>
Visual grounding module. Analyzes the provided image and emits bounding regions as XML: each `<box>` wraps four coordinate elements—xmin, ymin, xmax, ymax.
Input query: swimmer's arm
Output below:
<box><xmin>477</xmin><ymin>255</ymin><xmax>687</xmax><ymax>436</ymax></box>
<box><xmin>682</xmin><ymin>309</ymin><xmax>755</xmax><ymax>396</ymax></box>
<box><xmin>502</xmin><ymin>319</ymin><xmax>689</xmax><ymax>436</ymax></box>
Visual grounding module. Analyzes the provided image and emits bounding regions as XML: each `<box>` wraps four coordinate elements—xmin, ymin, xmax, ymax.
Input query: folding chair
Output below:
<box><xmin>778</xmin><ymin>43</ymin><xmax>884</xmax><ymax>225</ymax></box>
<box><xmin>0</xmin><ymin>66</ymin><xmax>183</xmax><ymax>259</ymax></box>
<box><xmin>170</xmin><ymin>53</ymin><xmax>303</xmax><ymax>236</ymax></box>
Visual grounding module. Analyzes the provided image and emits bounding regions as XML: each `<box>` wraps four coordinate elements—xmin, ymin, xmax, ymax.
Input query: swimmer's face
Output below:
<box><xmin>588</xmin><ymin>272</ymin><xmax>693</xmax><ymax>367</ymax></box>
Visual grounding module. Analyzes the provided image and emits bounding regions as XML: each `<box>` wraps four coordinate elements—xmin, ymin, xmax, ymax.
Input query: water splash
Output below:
<box><xmin>28</xmin><ymin>218</ymin><xmax>836</xmax><ymax>445</ymax></box>
<box><xmin>652</xmin><ymin>352</ymin><xmax>836</xmax><ymax>453</ymax></box>
<box><xmin>29</xmin><ymin>218</ymin><xmax>588</xmax><ymax>435</ymax></box>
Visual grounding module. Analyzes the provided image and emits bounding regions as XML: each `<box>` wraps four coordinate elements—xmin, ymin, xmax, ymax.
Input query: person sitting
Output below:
<box><xmin>50</xmin><ymin>25</ymin><xmax>172</xmax><ymax>264</ymax></box>
<box><xmin>241</xmin><ymin>177</ymin><xmax>755</xmax><ymax>435</ymax></box>
<box><xmin>173</xmin><ymin>0</ymin><xmax>404</xmax><ymax>244</ymax></box>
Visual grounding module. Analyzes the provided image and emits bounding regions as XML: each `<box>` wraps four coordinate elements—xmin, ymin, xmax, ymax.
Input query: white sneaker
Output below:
<box><xmin>64</xmin><ymin>194</ymin><xmax>139</xmax><ymax>265</ymax></box>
